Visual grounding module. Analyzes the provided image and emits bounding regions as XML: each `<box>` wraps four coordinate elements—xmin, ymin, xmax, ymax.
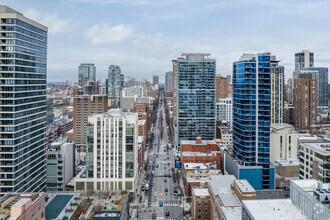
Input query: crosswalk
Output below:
<box><xmin>146</xmin><ymin>202</ymin><xmax>179</xmax><ymax>207</ymax></box>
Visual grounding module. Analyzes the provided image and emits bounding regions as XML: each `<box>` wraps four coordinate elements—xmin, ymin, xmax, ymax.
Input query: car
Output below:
<box><xmin>164</xmin><ymin>179</ymin><xmax>167</xmax><ymax>182</ymax></box>
<box><xmin>151</xmin><ymin>170</ymin><xmax>155</xmax><ymax>175</ymax></box>
<box><xmin>165</xmin><ymin>188</ymin><xmax>168</xmax><ymax>192</ymax></box>
<box><xmin>167</xmin><ymin>157</ymin><xmax>169</xmax><ymax>159</ymax></box>
<box><xmin>156</xmin><ymin>165</ymin><xmax>159</xmax><ymax>168</ymax></box>
<box><xmin>148</xmin><ymin>202</ymin><xmax>152</xmax><ymax>207</ymax></box>
<box><xmin>152</xmin><ymin>213</ymin><xmax>156</xmax><ymax>219</ymax></box>
<box><xmin>166</xmin><ymin>211</ymin><xmax>170</xmax><ymax>216</ymax></box>
<box><xmin>139</xmin><ymin>197</ymin><xmax>142</xmax><ymax>202</ymax></box>
<box><xmin>159</xmin><ymin>201</ymin><xmax>163</xmax><ymax>207</ymax></box>
<box><xmin>167</xmin><ymin>163</ymin><xmax>170</xmax><ymax>166</ymax></box>
<box><xmin>154</xmin><ymin>191</ymin><xmax>157</xmax><ymax>196</ymax></box>
<box><xmin>151</xmin><ymin>182</ymin><xmax>154</xmax><ymax>186</ymax></box>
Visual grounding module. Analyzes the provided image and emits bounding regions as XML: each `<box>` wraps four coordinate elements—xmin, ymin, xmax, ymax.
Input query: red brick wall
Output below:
<box><xmin>181</xmin><ymin>143</ymin><xmax>219</xmax><ymax>152</ymax></box>
<box><xmin>182</xmin><ymin>153</ymin><xmax>221</xmax><ymax>170</ymax></box>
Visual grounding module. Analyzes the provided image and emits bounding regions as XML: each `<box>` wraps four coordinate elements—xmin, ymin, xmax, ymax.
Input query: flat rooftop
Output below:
<box><xmin>270</xmin><ymin>123</ymin><xmax>294</xmax><ymax>130</ymax></box>
<box><xmin>291</xmin><ymin>179</ymin><xmax>319</xmax><ymax>191</ymax></box>
<box><xmin>234</xmin><ymin>180</ymin><xmax>255</xmax><ymax>193</ymax></box>
<box><xmin>192</xmin><ymin>188</ymin><xmax>209</xmax><ymax>197</ymax></box>
<box><xmin>181</xmin><ymin>139</ymin><xmax>216</xmax><ymax>145</ymax></box>
<box><xmin>242</xmin><ymin>199</ymin><xmax>309</xmax><ymax>220</ymax></box>
<box><xmin>221</xmin><ymin>207</ymin><xmax>242</xmax><ymax>220</ymax></box>
<box><xmin>303</xmin><ymin>142</ymin><xmax>330</xmax><ymax>154</ymax></box>
<box><xmin>182</xmin><ymin>151</ymin><xmax>218</xmax><ymax>156</ymax></box>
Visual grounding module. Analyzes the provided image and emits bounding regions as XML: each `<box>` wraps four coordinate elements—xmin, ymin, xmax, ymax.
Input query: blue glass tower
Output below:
<box><xmin>233</xmin><ymin>53</ymin><xmax>274</xmax><ymax>190</ymax></box>
<box><xmin>175</xmin><ymin>53</ymin><xmax>216</xmax><ymax>144</ymax></box>
<box><xmin>0</xmin><ymin>6</ymin><xmax>47</xmax><ymax>194</ymax></box>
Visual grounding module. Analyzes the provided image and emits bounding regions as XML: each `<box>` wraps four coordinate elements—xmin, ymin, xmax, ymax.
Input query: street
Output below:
<box><xmin>137</xmin><ymin>92</ymin><xmax>184</xmax><ymax>220</ymax></box>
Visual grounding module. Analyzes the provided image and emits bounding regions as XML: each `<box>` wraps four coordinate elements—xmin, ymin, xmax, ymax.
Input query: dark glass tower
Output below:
<box><xmin>233</xmin><ymin>53</ymin><xmax>274</xmax><ymax>189</ymax></box>
<box><xmin>0</xmin><ymin>6</ymin><xmax>48</xmax><ymax>194</ymax></box>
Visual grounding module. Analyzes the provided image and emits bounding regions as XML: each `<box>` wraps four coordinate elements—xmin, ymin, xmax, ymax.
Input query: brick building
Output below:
<box><xmin>191</xmin><ymin>188</ymin><xmax>211</xmax><ymax>220</ymax></box>
<box><xmin>216</xmin><ymin>75</ymin><xmax>229</xmax><ymax>101</ymax></box>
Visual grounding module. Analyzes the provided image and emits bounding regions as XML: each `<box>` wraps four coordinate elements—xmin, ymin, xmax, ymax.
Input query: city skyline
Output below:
<box><xmin>1</xmin><ymin>0</ymin><xmax>330</xmax><ymax>82</ymax></box>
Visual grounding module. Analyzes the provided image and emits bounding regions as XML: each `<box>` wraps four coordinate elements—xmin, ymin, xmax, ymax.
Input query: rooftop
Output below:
<box><xmin>291</xmin><ymin>179</ymin><xmax>319</xmax><ymax>191</ymax></box>
<box><xmin>302</xmin><ymin>142</ymin><xmax>330</xmax><ymax>154</ymax></box>
<box><xmin>182</xmin><ymin>151</ymin><xmax>218</xmax><ymax>156</ymax></box>
<box><xmin>270</xmin><ymin>123</ymin><xmax>294</xmax><ymax>131</ymax></box>
<box><xmin>221</xmin><ymin>207</ymin><xmax>242</xmax><ymax>220</ymax></box>
<box><xmin>181</xmin><ymin>139</ymin><xmax>216</xmax><ymax>145</ymax></box>
<box><xmin>192</xmin><ymin>188</ymin><xmax>209</xmax><ymax>197</ymax></box>
<box><xmin>183</xmin><ymin>162</ymin><xmax>217</xmax><ymax>170</ymax></box>
<box><xmin>0</xmin><ymin>5</ymin><xmax>21</xmax><ymax>14</ymax></box>
<box><xmin>234</xmin><ymin>180</ymin><xmax>255</xmax><ymax>193</ymax></box>
<box><xmin>242</xmin><ymin>199</ymin><xmax>309</xmax><ymax>220</ymax></box>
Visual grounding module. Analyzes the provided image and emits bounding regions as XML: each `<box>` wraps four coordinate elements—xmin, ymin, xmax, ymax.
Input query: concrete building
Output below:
<box><xmin>0</xmin><ymin>6</ymin><xmax>48</xmax><ymax>195</ymax></box>
<box><xmin>121</xmin><ymin>85</ymin><xmax>145</xmax><ymax>97</ymax></box>
<box><xmin>270</xmin><ymin>123</ymin><xmax>298</xmax><ymax>163</ymax></box>
<box><xmin>216</xmin><ymin>75</ymin><xmax>228</xmax><ymax>101</ymax></box>
<box><xmin>216</xmin><ymin>98</ymin><xmax>232</xmax><ymax>126</ymax></box>
<box><xmin>120</xmin><ymin>96</ymin><xmax>154</xmax><ymax>111</ymax></box>
<box><xmin>270</xmin><ymin>63</ymin><xmax>284</xmax><ymax>124</ymax></box>
<box><xmin>299</xmin><ymin>140</ymin><xmax>330</xmax><ymax>183</ymax></box>
<box><xmin>191</xmin><ymin>188</ymin><xmax>211</xmax><ymax>220</ymax></box>
<box><xmin>294</xmin><ymin>73</ymin><xmax>317</xmax><ymax>130</ymax></box>
<box><xmin>173</xmin><ymin>53</ymin><xmax>216</xmax><ymax>144</ymax></box>
<box><xmin>152</xmin><ymin>75</ymin><xmax>159</xmax><ymax>86</ymax></box>
<box><xmin>78</xmin><ymin>63</ymin><xmax>96</xmax><ymax>86</ymax></box>
<box><xmin>295</xmin><ymin>50</ymin><xmax>314</xmax><ymax>71</ymax></box>
<box><xmin>46</xmin><ymin>139</ymin><xmax>75</xmax><ymax>192</ymax></box>
<box><xmin>232</xmin><ymin>53</ymin><xmax>276</xmax><ymax>190</ymax></box>
<box><xmin>165</xmin><ymin>71</ymin><xmax>173</xmax><ymax>92</ymax></box>
<box><xmin>107</xmin><ymin>65</ymin><xmax>124</xmax><ymax>101</ymax></box>
<box><xmin>285</xmin><ymin>78</ymin><xmax>294</xmax><ymax>104</ymax></box>
<box><xmin>0</xmin><ymin>193</ymin><xmax>46</xmax><ymax>220</ymax></box>
<box><xmin>73</xmin><ymin>95</ymin><xmax>108</xmax><ymax>152</ymax></box>
<box><xmin>74</xmin><ymin>109</ymin><xmax>138</xmax><ymax>192</ymax></box>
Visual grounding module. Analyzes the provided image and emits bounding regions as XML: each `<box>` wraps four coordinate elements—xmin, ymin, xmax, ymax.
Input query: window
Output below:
<box><xmin>198</xmin><ymin>209</ymin><xmax>201</xmax><ymax>212</ymax></box>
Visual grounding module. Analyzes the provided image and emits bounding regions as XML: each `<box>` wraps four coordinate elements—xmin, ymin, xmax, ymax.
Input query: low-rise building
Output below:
<box><xmin>0</xmin><ymin>193</ymin><xmax>46</xmax><ymax>220</ymax></box>
<box><xmin>191</xmin><ymin>188</ymin><xmax>211</xmax><ymax>220</ymax></box>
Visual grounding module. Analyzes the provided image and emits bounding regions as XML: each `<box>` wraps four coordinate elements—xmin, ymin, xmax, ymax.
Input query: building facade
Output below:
<box><xmin>270</xmin><ymin>123</ymin><xmax>297</xmax><ymax>163</ymax></box>
<box><xmin>165</xmin><ymin>71</ymin><xmax>173</xmax><ymax>92</ymax></box>
<box><xmin>299</xmin><ymin>141</ymin><xmax>330</xmax><ymax>183</ymax></box>
<box><xmin>216</xmin><ymin>98</ymin><xmax>232</xmax><ymax>126</ymax></box>
<box><xmin>47</xmin><ymin>97</ymin><xmax>54</xmax><ymax>126</ymax></box>
<box><xmin>74</xmin><ymin>109</ymin><xmax>138</xmax><ymax>191</ymax></box>
<box><xmin>216</xmin><ymin>74</ymin><xmax>228</xmax><ymax>100</ymax></box>
<box><xmin>294</xmin><ymin>74</ymin><xmax>317</xmax><ymax>130</ymax></box>
<box><xmin>174</xmin><ymin>53</ymin><xmax>216</xmax><ymax>144</ymax></box>
<box><xmin>232</xmin><ymin>53</ymin><xmax>274</xmax><ymax>190</ymax></box>
<box><xmin>73</xmin><ymin>95</ymin><xmax>108</xmax><ymax>152</ymax></box>
<box><xmin>78</xmin><ymin>63</ymin><xmax>96</xmax><ymax>86</ymax></box>
<box><xmin>46</xmin><ymin>139</ymin><xmax>75</xmax><ymax>191</ymax></box>
<box><xmin>295</xmin><ymin>50</ymin><xmax>314</xmax><ymax>71</ymax></box>
<box><xmin>152</xmin><ymin>75</ymin><xmax>159</xmax><ymax>86</ymax></box>
<box><xmin>0</xmin><ymin>6</ymin><xmax>48</xmax><ymax>194</ymax></box>
<box><xmin>107</xmin><ymin>65</ymin><xmax>124</xmax><ymax>101</ymax></box>
<box><xmin>270</xmin><ymin>63</ymin><xmax>284</xmax><ymax>124</ymax></box>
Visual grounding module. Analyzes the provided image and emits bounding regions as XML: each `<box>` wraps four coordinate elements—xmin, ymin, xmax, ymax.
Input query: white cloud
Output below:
<box><xmin>23</xmin><ymin>8</ymin><xmax>74</xmax><ymax>34</ymax></box>
<box><xmin>84</xmin><ymin>24</ymin><xmax>133</xmax><ymax>45</ymax></box>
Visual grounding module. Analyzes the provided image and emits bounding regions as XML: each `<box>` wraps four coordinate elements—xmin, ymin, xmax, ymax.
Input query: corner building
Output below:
<box><xmin>233</xmin><ymin>53</ymin><xmax>275</xmax><ymax>190</ymax></box>
<box><xmin>0</xmin><ymin>6</ymin><xmax>48</xmax><ymax>194</ymax></box>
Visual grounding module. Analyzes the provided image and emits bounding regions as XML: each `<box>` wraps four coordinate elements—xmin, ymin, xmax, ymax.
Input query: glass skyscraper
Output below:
<box><xmin>78</xmin><ymin>63</ymin><xmax>96</xmax><ymax>86</ymax></box>
<box><xmin>0</xmin><ymin>6</ymin><xmax>48</xmax><ymax>194</ymax></box>
<box><xmin>107</xmin><ymin>65</ymin><xmax>124</xmax><ymax>101</ymax></box>
<box><xmin>174</xmin><ymin>53</ymin><xmax>216</xmax><ymax>144</ymax></box>
<box><xmin>233</xmin><ymin>53</ymin><xmax>274</xmax><ymax>189</ymax></box>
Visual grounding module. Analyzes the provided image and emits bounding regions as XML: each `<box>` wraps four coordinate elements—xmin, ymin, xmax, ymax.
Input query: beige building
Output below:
<box><xmin>73</xmin><ymin>95</ymin><xmax>108</xmax><ymax>152</ymax></box>
<box><xmin>270</xmin><ymin>63</ymin><xmax>284</xmax><ymax>124</ymax></box>
<box><xmin>270</xmin><ymin>123</ymin><xmax>298</xmax><ymax>163</ymax></box>
<box><xmin>192</xmin><ymin>188</ymin><xmax>211</xmax><ymax>220</ymax></box>
<box><xmin>299</xmin><ymin>141</ymin><xmax>330</xmax><ymax>183</ymax></box>
<box><xmin>216</xmin><ymin>75</ymin><xmax>228</xmax><ymax>101</ymax></box>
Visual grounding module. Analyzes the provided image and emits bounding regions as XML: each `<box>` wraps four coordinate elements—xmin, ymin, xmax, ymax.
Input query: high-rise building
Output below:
<box><xmin>74</xmin><ymin>109</ymin><xmax>138</xmax><ymax>192</ymax></box>
<box><xmin>285</xmin><ymin>78</ymin><xmax>294</xmax><ymax>104</ymax></box>
<box><xmin>152</xmin><ymin>75</ymin><xmax>159</xmax><ymax>86</ymax></box>
<box><xmin>73</xmin><ymin>95</ymin><xmax>108</xmax><ymax>152</ymax></box>
<box><xmin>173</xmin><ymin>53</ymin><xmax>216</xmax><ymax>145</ymax></box>
<box><xmin>107</xmin><ymin>65</ymin><xmax>124</xmax><ymax>101</ymax></box>
<box><xmin>294</xmin><ymin>73</ymin><xmax>317</xmax><ymax>130</ymax></box>
<box><xmin>47</xmin><ymin>97</ymin><xmax>54</xmax><ymax>126</ymax></box>
<box><xmin>295</xmin><ymin>50</ymin><xmax>314</xmax><ymax>71</ymax></box>
<box><xmin>216</xmin><ymin>98</ymin><xmax>232</xmax><ymax>126</ymax></box>
<box><xmin>270</xmin><ymin>59</ymin><xmax>284</xmax><ymax>124</ymax></box>
<box><xmin>303</xmin><ymin>67</ymin><xmax>328</xmax><ymax>112</ymax></box>
<box><xmin>78</xmin><ymin>63</ymin><xmax>96</xmax><ymax>86</ymax></box>
<box><xmin>232</xmin><ymin>52</ymin><xmax>274</xmax><ymax>190</ymax></box>
<box><xmin>216</xmin><ymin>75</ymin><xmax>228</xmax><ymax>100</ymax></box>
<box><xmin>165</xmin><ymin>71</ymin><xmax>173</xmax><ymax>92</ymax></box>
<box><xmin>0</xmin><ymin>6</ymin><xmax>48</xmax><ymax>194</ymax></box>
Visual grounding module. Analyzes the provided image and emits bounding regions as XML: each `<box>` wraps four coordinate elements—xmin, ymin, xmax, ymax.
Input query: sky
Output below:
<box><xmin>2</xmin><ymin>0</ymin><xmax>330</xmax><ymax>83</ymax></box>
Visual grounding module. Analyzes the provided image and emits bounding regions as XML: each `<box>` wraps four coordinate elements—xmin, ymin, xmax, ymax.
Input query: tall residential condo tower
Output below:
<box><xmin>107</xmin><ymin>65</ymin><xmax>124</xmax><ymax>101</ymax></box>
<box><xmin>295</xmin><ymin>50</ymin><xmax>314</xmax><ymax>71</ymax></box>
<box><xmin>0</xmin><ymin>6</ymin><xmax>48</xmax><ymax>194</ymax></box>
<box><xmin>270</xmin><ymin>58</ymin><xmax>284</xmax><ymax>124</ymax></box>
<box><xmin>78</xmin><ymin>63</ymin><xmax>96</xmax><ymax>86</ymax></box>
<box><xmin>232</xmin><ymin>52</ymin><xmax>275</xmax><ymax>190</ymax></box>
<box><xmin>165</xmin><ymin>71</ymin><xmax>173</xmax><ymax>92</ymax></box>
<box><xmin>173</xmin><ymin>53</ymin><xmax>216</xmax><ymax>145</ymax></box>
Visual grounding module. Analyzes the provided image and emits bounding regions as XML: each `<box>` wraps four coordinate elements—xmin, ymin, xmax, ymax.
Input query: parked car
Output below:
<box><xmin>166</xmin><ymin>211</ymin><xmax>170</xmax><ymax>216</ymax></box>
<box><xmin>148</xmin><ymin>202</ymin><xmax>152</xmax><ymax>207</ymax></box>
<box><xmin>152</xmin><ymin>213</ymin><xmax>156</xmax><ymax>219</ymax></box>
